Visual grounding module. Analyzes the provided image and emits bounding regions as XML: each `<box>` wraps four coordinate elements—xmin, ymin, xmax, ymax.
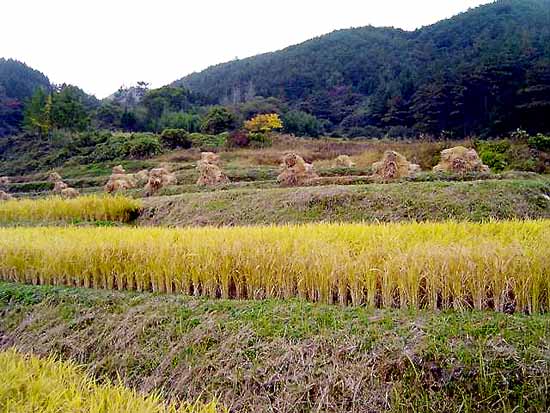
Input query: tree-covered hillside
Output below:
<box><xmin>176</xmin><ymin>0</ymin><xmax>550</xmax><ymax>137</ymax></box>
<box><xmin>0</xmin><ymin>59</ymin><xmax>51</xmax><ymax>136</ymax></box>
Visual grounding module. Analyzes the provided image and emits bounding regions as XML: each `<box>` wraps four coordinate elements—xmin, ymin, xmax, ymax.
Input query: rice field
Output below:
<box><xmin>0</xmin><ymin>195</ymin><xmax>142</xmax><ymax>225</ymax></box>
<box><xmin>0</xmin><ymin>349</ymin><xmax>220</xmax><ymax>413</ymax></box>
<box><xmin>1</xmin><ymin>221</ymin><xmax>548</xmax><ymax>312</ymax></box>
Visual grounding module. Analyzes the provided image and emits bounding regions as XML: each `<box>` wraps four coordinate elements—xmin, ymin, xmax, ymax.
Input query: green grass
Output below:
<box><xmin>0</xmin><ymin>282</ymin><xmax>548</xmax><ymax>412</ymax></box>
<box><xmin>140</xmin><ymin>178</ymin><xmax>550</xmax><ymax>226</ymax></box>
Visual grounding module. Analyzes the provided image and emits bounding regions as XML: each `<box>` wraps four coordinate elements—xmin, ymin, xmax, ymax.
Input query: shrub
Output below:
<box><xmin>528</xmin><ymin>133</ymin><xmax>550</xmax><ymax>152</ymax></box>
<box><xmin>227</xmin><ymin>130</ymin><xmax>250</xmax><ymax>148</ymax></box>
<box><xmin>188</xmin><ymin>132</ymin><xmax>228</xmax><ymax>150</ymax></box>
<box><xmin>476</xmin><ymin>140</ymin><xmax>511</xmax><ymax>172</ymax></box>
<box><xmin>282</xmin><ymin>110</ymin><xmax>322</xmax><ymax>137</ymax></box>
<box><xmin>160</xmin><ymin>128</ymin><xmax>192</xmax><ymax>149</ymax></box>
<box><xmin>90</xmin><ymin>133</ymin><xmax>162</xmax><ymax>161</ymax></box>
<box><xmin>124</xmin><ymin>133</ymin><xmax>163</xmax><ymax>158</ymax></box>
<box><xmin>248</xmin><ymin>132</ymin><xmax>272</xmax><ymax>147</ymax></box>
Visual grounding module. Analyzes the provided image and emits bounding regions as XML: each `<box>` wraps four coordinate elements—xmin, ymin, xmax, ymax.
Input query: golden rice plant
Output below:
<box><xmin>0</xmin><ymin>195</ymin><xmax>141</xmax><ymax>225</ymax></box>
<box><xmin>0</xmin><ymin>349</ymin><xmax>221</xmax><ymax>413</ymax></box>
<box><xmin>0</xmin><ymin>221</ymin><xmax>548</xmax><ymax>313</ymax></box>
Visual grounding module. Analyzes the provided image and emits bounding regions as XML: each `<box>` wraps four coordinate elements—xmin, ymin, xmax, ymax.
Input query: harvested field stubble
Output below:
<box><xmin>0</xmin><ymin>221</ymin><xmax>548</xmax><ymax>312</ymax></box>
<box><xmin>0</xmin><ymin>195</ymin><xmax>141</xmax><ymax>224</ymax></box>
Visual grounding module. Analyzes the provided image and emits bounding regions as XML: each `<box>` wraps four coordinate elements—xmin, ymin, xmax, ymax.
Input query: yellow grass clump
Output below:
<box><xmin>0</xmin><ymin>221</ymin><xmax>548</xmax><ymax>313</ymax></box>
<box><xmin>0</xmin><ymin>195</ymin><xmax>141</xmax><ymax>224</ymax></box>
<box><xmin>0</xmin><ymin>349</ymin><xmax>221</xmax><ymax>413</ymax></box>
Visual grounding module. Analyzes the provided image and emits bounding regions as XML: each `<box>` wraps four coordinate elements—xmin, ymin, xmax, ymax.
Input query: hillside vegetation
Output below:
<box><xmin>177</xmin><ymin>0</ymin><xmax>550</xmax><ymax>137</ymax></box>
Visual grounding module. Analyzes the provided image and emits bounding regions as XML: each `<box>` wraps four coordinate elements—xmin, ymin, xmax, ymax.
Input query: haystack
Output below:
<box><xmin>144</xmin><ymin>167</ymin><xmax>178</xmax><ymax>196</ymax></box>
<box><xmin>196</xmin><ymin>152</ymin><xmax>230</xmax><ymax>186</ymax></box>
<box><xmin>333</xmin><ymin>155</ymin><xmax>356</xmax><ymax>168</ymax></box>
<box><xmin>134</xmin><ymin>169</ymin><xmax>150</xmax><ymax>186</ymax></box>
<box><xmin>53</xmin><ymin>180</ymin><xmax>69</xmax><ymax>193</ymax></box>
<box><xmin>60</xmin><ymin>187</ymin><xmax>80</xmax><ymax>198</ymax></box>
<box><xmin>104</xmin><ymin>165</ymin><xmax>136</xmax><ymax>193</ymax></box>
<box><xmin>277</xmin><ymin>152</ymin><xmax>319</xmax><ymax>186</ymax></box>
<box><xmin>433</xmin><ymin>146</ymin><xmax>489</xmax><ymax>174</ymax></box>
<box><xmin>372</xmin><ymin>151</ymin><xmax>420</xmax><ymax>180</ymax></box>
<box><xmin>48</xmin><ymin>172</ymin><xmax>79</xmax><ymax>197</ymax></box>
<box><xmin>0</xmin><ymin>190</ymin><xmax>14</xmax><ymax>201</ymax></box>
<box><xmin>48</xmin><ymin>172</ymin><xmax>63</xmax><ymax>182</ymax></box>
<box><xmin>0</xmin><ymin>176</ymin><xmax>10</xmax><ymax>186</ymax></box>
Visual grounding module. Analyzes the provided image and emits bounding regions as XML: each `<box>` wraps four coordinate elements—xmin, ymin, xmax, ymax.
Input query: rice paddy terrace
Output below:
<box><xmin>1</xmin><ymin>143</ymin><xmax>549</xmax><ymax>412</ymax></box>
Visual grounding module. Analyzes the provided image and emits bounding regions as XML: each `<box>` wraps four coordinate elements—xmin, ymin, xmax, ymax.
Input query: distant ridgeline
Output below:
<box><xmin>1</xmin><ymin>0</ymin><xmax>550</xmax><ymax>139</ymax></box>
<box><xmin>0</xmin><ymin>58</ymin><xmax>51</xmax><ymax>137</ymax></box>
<box><xmin>175</xmin><ymin>0</ymin><xmax>550</xmax><ymax>137</ymax></box>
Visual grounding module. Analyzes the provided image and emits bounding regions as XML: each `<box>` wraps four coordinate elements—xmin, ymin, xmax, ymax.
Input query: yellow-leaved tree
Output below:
<box><xmin>244</xmin><ymin>113</ymin><xmax>283</xmax><ymax>134</ymax></box>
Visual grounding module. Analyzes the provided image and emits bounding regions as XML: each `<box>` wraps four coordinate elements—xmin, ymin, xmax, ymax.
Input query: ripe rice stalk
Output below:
<box><xmin>0</xmin><ymin>221</ymin><xmax>548</xmax><ymax>313</ymax></box>
<box><xmin>0</xmin><ymin>348</ymin><xmax>222</xmax><ymax>413</ymax></box>
<box><xmin>0</xmin><ymin>195</ymin><xmax>141</xmax><ymax>225</ymax></box>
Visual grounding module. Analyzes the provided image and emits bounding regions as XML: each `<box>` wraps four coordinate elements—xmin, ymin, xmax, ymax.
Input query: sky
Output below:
<box><xmin>1</xmin><ymin>0</ymin><xmax>493</xmax><ymax>98</ymax></box>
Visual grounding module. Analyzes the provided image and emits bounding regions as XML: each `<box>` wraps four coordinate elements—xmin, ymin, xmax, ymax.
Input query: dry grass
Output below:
<box><xmin>0</xmin><ymin>348</ymin><xmax>221</xmax><ymax>412</ymax></box>
<box><xmin>0</xmin><ymin>195</ymin><xmax>141</xmax><ymax>224</ymax></box>
<box><xmin>0</xmin><ymin>221</ymin><xmax>548</xmax><ymax>313</ymax></box>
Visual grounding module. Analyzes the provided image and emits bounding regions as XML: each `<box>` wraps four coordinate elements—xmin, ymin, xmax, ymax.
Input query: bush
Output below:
<box><xmin>160</xmin><ymin>128</ymin><xmax>192</xmax><ymax>149</ymax></box>
<box><xmin>528</xmin><ymin>133</ymin><xmax>550</xmax><ymax>152</ymax></box>
<box><xmin>125</xmin><ymin>133</ymin><xmax>163</xmax><ymax>158</ymax></box>
<box><xmin>228</xmin><ymin>130</ymin><xmax>250</xmax><ymax>148</ymax></box>
<box><xmin>476</xmin><ymin>140</ymin><xmax>511</xmax><ymax>172</ymax></box>
<box><xmin>188</xmin><ymin>132</ymin><xmax>228</xmax><ymax>150</ymax></box>
<box><xmin>282</xmin><ymin>110</ymin><xmax>322</xmax><ymax>137</ymax></box>
<box><xmin>89</xmin><ymin>133</ymin><xmax>162</xmax><ymax>162</ymax></box>
<box><xmin>248</xmin><ymin>132</ymin><xmax>272</xmax><ymax>147</ymax></box>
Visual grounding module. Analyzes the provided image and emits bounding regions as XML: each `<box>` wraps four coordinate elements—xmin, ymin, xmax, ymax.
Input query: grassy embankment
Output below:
<box><xmin>0</xmin><ymin>282</ymin><xmax>548</xmax><ymax>412</ymax></box>
<box><xmin>140</xmin><ymin>178</ymin><xmax>550</xmax><ymax>226</ymax></box>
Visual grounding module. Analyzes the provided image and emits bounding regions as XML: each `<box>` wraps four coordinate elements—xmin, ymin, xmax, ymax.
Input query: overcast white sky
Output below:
<box><xmin>1</xmin><ymin>0</ymin><xmax>493</xmax><ymax>98</ymax></box>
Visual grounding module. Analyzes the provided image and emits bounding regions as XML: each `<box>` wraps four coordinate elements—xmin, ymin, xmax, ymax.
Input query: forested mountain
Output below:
<box><xmin>176</xmin><ymin>0</ymin><xmax>550</xmax><ymax>137</ymax></box>
<box><xmin>0</xmin><ymin>59</ymin><xmax>51</xmax><ymax>136</ymax></box>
